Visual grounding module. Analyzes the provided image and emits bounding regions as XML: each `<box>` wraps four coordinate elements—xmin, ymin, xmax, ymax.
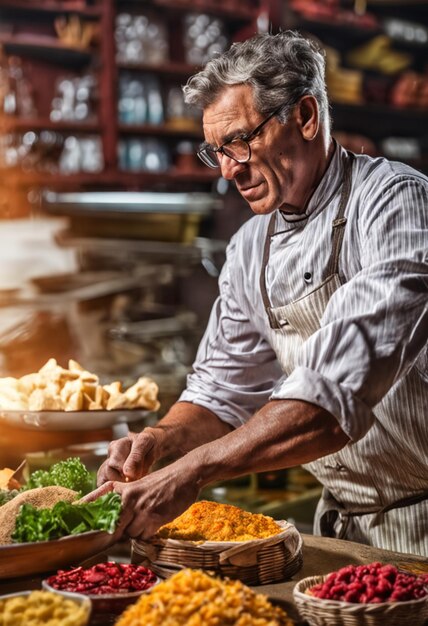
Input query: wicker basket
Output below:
<box><xmin>132</xmin><ymin>520</ymin><xmax>302</xmax><ymax>586</ymax></box>
<box><xmin>293</xmin><ymin>574</ymin><xmax>428</xmax><ymax>626</ymax></box>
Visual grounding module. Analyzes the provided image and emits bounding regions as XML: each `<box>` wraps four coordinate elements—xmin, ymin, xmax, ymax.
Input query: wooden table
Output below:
<box><xmin>1</xmin><ymin>535</ymin><xmax>427</xmax><ymax>624</ymax></box>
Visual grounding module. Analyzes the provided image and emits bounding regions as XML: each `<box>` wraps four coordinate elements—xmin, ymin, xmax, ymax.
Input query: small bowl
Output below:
<box><xmin>42</xmin><ymin>566</ymin><xmax>160</xmax><ymax>623</ymax></box>
<box><xmin>0</xmin><ymin>590</ymin><xmax>91</xmax><ymax>625</ymax></box>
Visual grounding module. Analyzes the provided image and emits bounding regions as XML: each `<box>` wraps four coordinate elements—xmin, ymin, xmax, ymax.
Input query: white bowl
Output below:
<box><xmin>0</xmin><ymin>589</ymin><xmax>91</xmax><ymax>625</ymax></box>
<box><xmin>42</xmin><ymin>566</ymin><xmax>160</xmax><ymax>621</ymax></box>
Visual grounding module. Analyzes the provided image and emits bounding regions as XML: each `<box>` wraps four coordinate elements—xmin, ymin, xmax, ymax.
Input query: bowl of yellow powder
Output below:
<box><xmin>132</xmin><ymin>501</ymin><xmax>303</xmax><ymax>585</ymax></box>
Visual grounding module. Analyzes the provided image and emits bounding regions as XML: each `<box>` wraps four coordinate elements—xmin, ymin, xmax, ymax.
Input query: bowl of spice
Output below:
<box><xmin>132</xmin><ymin>500</ymin><xmax>303</xmax><ymax>585</ymax></box>
<box><xmin>43</xmin><ymin>562</ymin><xmax>159</xmax><ymax>623</ymax></box>
<box><xmin>293</xmin><ymin>562</ymin><xmax>428</xmax><ymax>626</ymax></box>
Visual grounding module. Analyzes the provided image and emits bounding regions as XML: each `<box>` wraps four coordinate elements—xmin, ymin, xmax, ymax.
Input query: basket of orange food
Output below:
<box><xmin>132</xmin><ymin>500</ymin><xmax>303</xmax><ymax>585</ymax></box>
<box><xmin>293</xmin><ymin>562</ymin><xmax>428</xmax><ymax>626</ymax></box>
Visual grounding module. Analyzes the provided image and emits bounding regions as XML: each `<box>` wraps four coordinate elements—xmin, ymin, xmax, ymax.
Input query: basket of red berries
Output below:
<box><xmin>293</xmin><ymin>562</ymin><xmax>428</xmax><ymax>626</ymax></box>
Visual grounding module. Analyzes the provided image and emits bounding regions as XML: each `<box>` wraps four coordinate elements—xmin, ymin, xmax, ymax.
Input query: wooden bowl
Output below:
<box><xmin>0</xmin><ymin>530</ymin><xmax>119</xmax><ymax>579</ymax></box>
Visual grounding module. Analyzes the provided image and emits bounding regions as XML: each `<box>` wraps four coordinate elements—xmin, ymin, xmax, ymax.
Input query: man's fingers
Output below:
<box><xmin>107</xmin><ymin>437</ymin><xmax>133</xmax><ymax>473</ymax></box>
<box><xmin>79</xmin><ymin>481</ymin><xmax>114</xmax><ymax>503</ymax></box>
<box><xmin>97</xmin><ymin>463</ymin><xmax>124</xmax><ymax>487</ymax></box>
<box><xmin>123</xmin><ymin>432</ymin><xmax>155</xmax><ymax>480</ymax></box>
<box><xmin>97</xmin><ymin>436</ymin><xmax>134</xmax><ymax>485</ymax></box>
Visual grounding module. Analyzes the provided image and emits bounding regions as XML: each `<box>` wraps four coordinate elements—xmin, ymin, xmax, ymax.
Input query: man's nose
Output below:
<box><xmin>219</xmin><ymin>154</ymin><xmax>247</xmax><ymax>180</ymax></box>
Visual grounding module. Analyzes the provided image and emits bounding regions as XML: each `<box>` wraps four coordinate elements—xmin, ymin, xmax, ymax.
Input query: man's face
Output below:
<box><xmin>202</xmin><ymin>84</ymin><xmax>318</xmax><ymax>215</ymax></box>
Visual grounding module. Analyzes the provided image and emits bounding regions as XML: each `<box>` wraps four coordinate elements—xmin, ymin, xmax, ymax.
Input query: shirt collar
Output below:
<box><xmin>275</xmin><ymin>141</ymin><xmax>347</xmax><ymax>232</ymax></box>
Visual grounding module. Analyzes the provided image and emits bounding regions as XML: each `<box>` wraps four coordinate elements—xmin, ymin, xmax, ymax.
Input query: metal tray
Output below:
<box><xmin>42</xmin><ymin>191</ymin><xmax>221</xmax><ymax>216</ymax></box>
<box><xmin>0</xmin><ymin>409</ymin><xmax>151</xmax><ymax>431</ymax></box>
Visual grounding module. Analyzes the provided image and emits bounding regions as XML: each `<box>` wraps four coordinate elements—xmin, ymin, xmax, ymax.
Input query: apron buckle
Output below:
<box><xmin>332</xmin><ymin>217</ymin><xmax>347</xmax><ymax>229</ymax></box>
<box><xmin>266</xmin><ymin>308</ymin><xmax>281</xmax><ymax>329</ymax></box>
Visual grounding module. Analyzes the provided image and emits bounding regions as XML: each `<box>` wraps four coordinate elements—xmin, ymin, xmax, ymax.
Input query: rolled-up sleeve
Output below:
<box><xmin>271</xmin><ymin>176</ymin><xmax>428</xmax><ymax>441</ymax></box>
<box><xmin>180</xmin><ymin>236</ymin><xmax>283</xmax><ymax>429</ymax></box>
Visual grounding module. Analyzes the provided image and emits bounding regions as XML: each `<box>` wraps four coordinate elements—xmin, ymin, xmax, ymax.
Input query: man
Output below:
<box><xmin>90</xmin><ymin>32</ymin><xmax>428</xmax><ymax>555</ymax></box>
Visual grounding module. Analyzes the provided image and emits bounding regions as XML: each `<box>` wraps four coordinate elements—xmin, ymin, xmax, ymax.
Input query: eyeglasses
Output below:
<box><xmin>197</xmin><ymin>103</ymin><xmax>285</xmax><ymax>169</ymax></box>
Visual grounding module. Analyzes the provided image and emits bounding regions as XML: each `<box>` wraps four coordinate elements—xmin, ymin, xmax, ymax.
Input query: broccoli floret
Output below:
<box><xmin>0</xmin><ymin>488</ymin><xmax>20</xmax><ymax>507</ymax></box>
<box><xmin>24</xmin><ymin>457</ymin><xmax>94</xmax><ymax>495</ymax></box>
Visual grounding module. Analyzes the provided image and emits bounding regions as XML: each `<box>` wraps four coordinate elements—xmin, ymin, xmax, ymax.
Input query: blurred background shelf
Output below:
<box><xmin>1</xmin><ymin>117</ymin><xmax>101</xmax><ymax>133</ymax></box>
<box><xmin>0</xmin><ymin>0</ymin><xmax>426</xmax><ymax>511</ymax></box>
<box><xmin>116</xmin><ymin>61</ymin><xmax>201</xmax><ymax>77</ymax></box>
<box><xmin>331</xmin><ymin>102</ymin><xmax>428</xmax><ymax>137</ymax></box>
<box><xmin>0</xmin><ymin>1</ymin><xmax>102</xmax><ymax>18</ymax></box>
<box><xmin>0</xmin><ymin>35</ymin><xmax>94</xmax><ymax>66</ymax></box>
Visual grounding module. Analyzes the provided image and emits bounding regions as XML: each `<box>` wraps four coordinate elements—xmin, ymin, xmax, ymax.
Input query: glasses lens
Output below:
<box><xmin>222</xmin><ymin>138</ymin><xmax>250</xmax><ymax>163</ymax></box>
<box><xmin>197</xmin><ymin>147</ymin><xmax>219</xmax><ymax>168</ymax></box>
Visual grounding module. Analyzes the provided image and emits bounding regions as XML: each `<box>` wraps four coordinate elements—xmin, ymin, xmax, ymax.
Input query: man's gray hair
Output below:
<box><xmin>183</xmin><ymin>31</ymin><xmax>331</xmax><ymax>137</ymax></box>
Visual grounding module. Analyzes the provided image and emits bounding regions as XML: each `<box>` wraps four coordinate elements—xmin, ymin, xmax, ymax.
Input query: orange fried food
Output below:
<box><xmin>116</xmin><ymin>569</ymin><xmax>293</xmax><ymax>626</ymax></box>
<box><xmin>157</xmin><ymin>500</ymin><xmax>282</xmax><ymax>542</ymax></box>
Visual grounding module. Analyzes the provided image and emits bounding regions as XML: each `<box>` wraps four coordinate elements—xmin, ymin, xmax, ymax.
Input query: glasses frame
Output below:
<box><xmin>197</xmin><ymin>103</ymin><xmax>285</xmax><ymax>169</ymax></box>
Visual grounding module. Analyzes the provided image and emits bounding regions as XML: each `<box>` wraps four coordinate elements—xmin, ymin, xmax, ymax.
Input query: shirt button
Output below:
<box><xmin>278</xmin><ymin>318</ymin><xmax>289</xmax><ymax>327</ymax></box>
<box><xmin>325</xmin><ymin>462</ymin><xmax>347</xmax><ymax>472</ymax></box>
<box><xmin>304</xmin><ymin>272</ymin><xmax>312</xmax><ymax>283</ymax></box>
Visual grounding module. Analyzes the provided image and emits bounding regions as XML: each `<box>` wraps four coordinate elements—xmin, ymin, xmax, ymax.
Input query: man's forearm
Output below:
<box><xmin>149</xmin><ymin>400</ymin><xmax>234</xmax><ymax>462</ymax></box>
<box><xmin>181</xmin><ymin>399</ymin><xmax>350</xmax><ymax>488</ymax></box>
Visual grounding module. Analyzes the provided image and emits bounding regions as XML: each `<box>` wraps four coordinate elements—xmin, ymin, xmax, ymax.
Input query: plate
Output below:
<box><xmin>0</xmin><ymin>409</ymin><xmax>151</xmax><ymax>431</ymax></box>
<box><xmin>0</xmin><ymin>530</ymin><xmax>119</xmax><ymax>579</ymax></box>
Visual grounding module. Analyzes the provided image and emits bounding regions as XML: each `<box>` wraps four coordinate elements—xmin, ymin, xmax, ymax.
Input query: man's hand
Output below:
<box><xmin>86</xmin><ymin>456</ymin><xmax>201</xmax><ymax>540</ymax></box>
<box><xmin>97</xmin><ymin>427</ymin><xmax>163</xmax><ymax>485</ymax></box>
<box><xmin>97</xmin><ymin>403</ymin><xmax>231</xmax><ymax>487</ymax></box>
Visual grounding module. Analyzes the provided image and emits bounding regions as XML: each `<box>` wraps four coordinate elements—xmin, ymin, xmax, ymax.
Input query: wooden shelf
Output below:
<box><xmin>292</xmin><ymin>17</ymin><xmax>382</xmax><ymax>47</ymax></box>
<box><xmin>0</xmin><ymin>1</ymin><xmax>256</xmax><ymax>199</ymax></box>
<box><xmin>331</xmin><ymin>102</ymin><xmax>428</xmax><ymax>138</ymax></box>
<box><xmin>119</xmin><ymin>123</ymin><xmax>202</xmax><ymax>139</ymax></box>
<box><xmin>1</xmin><ymin>117</ymin><xmax>101</xmax><ymax>133</ymax></box>
<box><xmin>0</xmin><ymin>34</ymin><xmax>93</xmax><ymax>66</ymax></box>
<box><xmin>117</xmin><ymin>0</ymin><xmax>258</xmax><ymax>22</ymax></box>
<box><xmin>118</xmin><ymin>168</ymin><xmax>219</xmax><ymax>184</ymax></box>
<box><xmin>0</xmin><ymin>1</ymin><xmax>101</xmax><ymax>18</ymax></box>
<box><xmin>366</xmin><ymin>0</ymin><xmax>428</xmax><ymax>5</ymax></box>
<box><xmin>1</xmin><ymin>168</ymin><xmax>219</xmax><ymax>188</ymax></box>
<box><xmin>116</xmin><ymin>60</ymin><xmax>200</xmax><ymax>78</ymax></box>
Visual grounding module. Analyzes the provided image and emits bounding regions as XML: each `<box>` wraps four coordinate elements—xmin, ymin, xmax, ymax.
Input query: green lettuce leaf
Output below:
<box><xmin>11</xmin><ymin>492</ymin><xmax>122</xmax><ymax>543</ymax></box>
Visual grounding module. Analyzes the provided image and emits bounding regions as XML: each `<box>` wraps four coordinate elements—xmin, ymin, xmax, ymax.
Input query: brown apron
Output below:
<box><xmin>259</xmin><ymin>152</ymin><xmax>428</xmax><ymax>543</ymax></box>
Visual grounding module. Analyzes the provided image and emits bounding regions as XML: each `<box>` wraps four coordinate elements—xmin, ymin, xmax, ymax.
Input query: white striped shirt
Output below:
<box><xmin>180</xmin><ymin>143</ymin><xmax>428</xmax><ymax>553</ymax></box>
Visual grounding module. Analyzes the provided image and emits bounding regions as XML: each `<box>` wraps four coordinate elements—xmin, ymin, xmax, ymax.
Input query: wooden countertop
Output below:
<box><xmin>1</xmin><ymin>534</ymin><xmax>427</xmax><ymax>625</ymax></box>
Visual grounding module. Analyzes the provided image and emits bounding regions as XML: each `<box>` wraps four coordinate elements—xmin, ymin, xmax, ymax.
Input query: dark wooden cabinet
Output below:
<box><xmin>278</xmin><ymin>0</ymin><xmax>428</xmax><ymax>174</ymax></box>
<box><xmin>0</xmin><ymin>0</ymin><xmax>260</xmax><ymax>204</ymax></box>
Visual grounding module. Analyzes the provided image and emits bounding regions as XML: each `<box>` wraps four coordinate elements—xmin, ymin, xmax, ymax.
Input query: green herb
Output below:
<box><xmin>24</xmin><ymin>458</ymin><xmax>95</xmax><ymax>495</ymax></box>
<box><xmin>0</xmin><ymin>488</ymin><xmax>20</xmax><ymax>507</ymax></box>
<box><xmin>12</xmin><ymin>492</ymin><xmax>122</xmax><ymax>543</ymax></box>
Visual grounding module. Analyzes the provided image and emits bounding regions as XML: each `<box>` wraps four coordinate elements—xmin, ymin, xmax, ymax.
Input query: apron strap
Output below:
<box><xmin>325</xmin><ymin>152</ymin><xmax>354</xmax><ymax>277</ymax></box>
<box><xmin>259</xmin><ymin>151</ymin><xmax>355</xmax><ymax>329</ymax></box>
<box><xmin>319</xmin><ymin>488</ymin><xmax>428</xmax><ymax>539</ymax></box>
<box><xmin>259</xmin><ymin>212</ymin><xmax>279</xmax><ymax>329</ymax></box>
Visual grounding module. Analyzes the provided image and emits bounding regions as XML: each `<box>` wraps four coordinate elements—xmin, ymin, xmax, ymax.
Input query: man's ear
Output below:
<box><xmin>296</xmin><ymin>95</ymin><xmax>319</xmax><ymax>141</ymax></box>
